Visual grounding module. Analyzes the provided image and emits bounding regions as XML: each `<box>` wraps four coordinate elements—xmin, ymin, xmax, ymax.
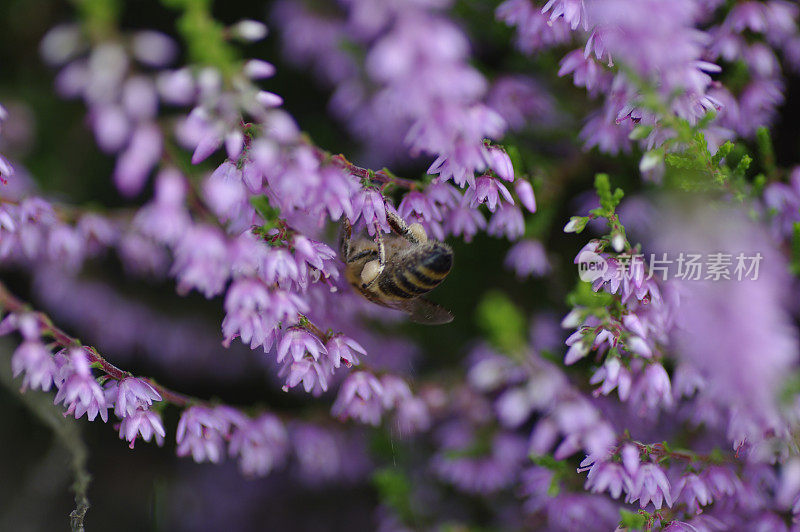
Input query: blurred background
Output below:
<box><xmin>0</xmin><ymin>0</ymin><xmax>799</xmax><ymax>530</ymax></box>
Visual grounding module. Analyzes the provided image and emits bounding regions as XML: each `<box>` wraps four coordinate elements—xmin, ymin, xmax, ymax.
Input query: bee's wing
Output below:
<box><xmin>389</xmin><ymin>297</ymin><xmax>454</xmax><ymax>325</ymax></box>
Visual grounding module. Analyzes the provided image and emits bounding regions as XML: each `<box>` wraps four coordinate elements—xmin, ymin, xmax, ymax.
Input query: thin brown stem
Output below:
<box><xmin>0</xmin><ymin>280</ymin><xmax>194</xmax><ymax>407</ymax></box>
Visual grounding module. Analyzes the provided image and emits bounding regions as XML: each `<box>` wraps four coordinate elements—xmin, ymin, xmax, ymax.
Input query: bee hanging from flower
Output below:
<box><xmin>341</xmin><ymin>209</ymin><xmax>454</xmax><ymax>325</ymax></box>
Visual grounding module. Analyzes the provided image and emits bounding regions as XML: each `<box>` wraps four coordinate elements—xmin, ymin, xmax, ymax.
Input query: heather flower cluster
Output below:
<box><xmin>1</xmin><ymin>0</ymin><xmax>800</xmax><ymax>530</ymax></box>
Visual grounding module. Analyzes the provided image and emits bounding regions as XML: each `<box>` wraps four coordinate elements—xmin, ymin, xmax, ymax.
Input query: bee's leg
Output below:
<box><xmin>340</xmin><ymin>219</ymin><xmax>354</xmax><ymax>262</ymax></box>
<box><xmin>361</xmin><ymin>221</ymin><xmax>386</xmax><ymax>288</ymax></box>
<box><xmin>386</xmin><ymin>210</ymin><xmax>428</xmax><ymax>244</ymax></box>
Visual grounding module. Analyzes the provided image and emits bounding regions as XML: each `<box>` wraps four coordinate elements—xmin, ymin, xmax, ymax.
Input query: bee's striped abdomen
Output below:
<box><xmin>377</xmin><ymin>242</ymin><xmax>453</xmax><ymax>300</ymax></box>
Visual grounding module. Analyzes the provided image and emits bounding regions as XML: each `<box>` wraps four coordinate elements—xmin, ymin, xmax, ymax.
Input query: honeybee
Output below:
<box><xmin>341</xmin><ymin>210</ymin><xmax>454</xmax><ymax>325</ymax></box>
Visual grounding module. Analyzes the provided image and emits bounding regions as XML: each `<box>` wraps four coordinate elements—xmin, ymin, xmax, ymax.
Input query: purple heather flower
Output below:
<box><xmin>11</xmin><ymin>340</ymin><xmax>56</xmax><ymax>392</ymax></box>
<box><xmin>175</xmin><ymin>406</ymin><xmax>230</xmax><ymax>464</ymax></box>
<box><xmin>433</xmin><ymin>427</ymin><xmax>527</xmax><ymax>494</ymax></box>
<box><xmin>621</xmin><ymin>444</ymin><xmax>640</xmax><ymax>477</ymax></box>
<box><xmin>628</xmin><ymin>463</ymin><xmax>673</xmax><ymax>510</ymax></box>
<box><xmin>113</xmin><ymin>377</ymin><xmax>161</xmax><ymax>418</ymax></box>
<box><xmin>90</xmin><ymin>105</ymin><xmax>130</xmax><ymax>153</ymax></box>
<box><xmin>156</xmin><ymin>68</ymin><xmax>196</xmax><ymax>105</ymax></box>
<box><xmin>446</xmin><ymin>204</ymin><xmax>486</xmax><ymax>242</ymax></box>
<box><xmin>122</xmin><ymin>76</ymin><xmax>158</xmax><ymax>121</ymax></box>
<box><xmin>118</xmin><ymin>409</ymin><xmax>166</xmax><ymax>449</ymax></box>
<box><xmin>352</xmin><ymin>189</ymin><xmax>388</xmax><ymax>235</ymax></box>
<box><xmin>316</xmin><ymin>166</ymin><xmax>359</xmax><ymax>222</ymax></box>
<box><xmin>171</xmin><ymin>224</ymin><xmax>230</xmax><ymax>298</ymax></box>
<box><xmin>222</xmin><ymin>279</ymin><xmax>307</xmax><ymax>351</ymax></box>
<box><xmin>487</xmin><ymin>205</ymin><xmax>524</xmax><ymax>240</ymax></box>
<box><xmin>584</xmin><ymin>460</ymin><xmax>626</xmax><ymax>499</ymax></box>
<box><xmin>203</xmin><ymin>161</ymin><xmax>248</xmax><ymax>224</ymax></box>
<box><xmin>764</xmin><ymin>168</ymin><xmax>800</xmax><ymax>240</ymax></box>
<box><xmin>131</xmin><ymin>30</ymin><xmax>177</xmax><ymax>67</ymax></box>
<box><xmin>673</xmin><ymin>473</ymin><xmax>713</xmax><ymax>514</ymax></box>
<box><xmin>542</xmin><ymin>0</ymin><xmax>589</xmax><ymax>31</ymax></box>
<box><xmin>497</xmin><ymin>0</ymin><xmax>571</xmax><ymax>54</ymax></box>
<box><xmin>279</xmin><ymin>358</ymin><xmax>330</xmax><ymax>394</ymax></box>
<box><xmin>486</xmin><ymin>145</ymin><xmax>514</xmax><ymax>182</ymax></box>
<box><xmin>133</xmin><ymin>169</ymin><xmax>191</xmax><ymax>245</ymax></box>
<box><xmin>654</xmin><ymin>207</ymin><xmax>797</xmax><ymax>449</ymax></box>
<box><xmin>325</xmin><ymin>334</ymin><xmax>366</xmax><ymax>368</ymax></box>
<box><xmin>228</xmin><ymin>413</ymin><xmax>288</xmax><ymax>477</ymax></box>
<box><xmin>504</xmin><ymin>239</ymin><xmax>550</xmax><ymax>279</ymax></box>
<box><xmin>487</xmin><ymin>76</ymin><xmax>556</xmax><ymax>131</ymax></box>
<box><xmin>77</xmin><ymin>213</ymin><xmax>119</xmax><ymax>254</ymax></box>
<box><xmin>701</xmin><ymin>466</ymin><xmax>740</xmax><ymax>498</ymax></box>
<box><xmin>465</xmin><ymin>176</ymin><xmax>513</xmax><ymax>212</ymax></box>
<box><xmin>544</xmin><ymin>494</ymin><xmax>620</xmax><ymax>532</ymax></box>
<box><xmin>589</xmin><ymin>357</ymin><xmax>632</xmax><ymax>400</ymax></box>
<box><xmin>515</xmin><ymin>179</ymin><xmax>537</xmax><ymax>213</ymax></box>
<box><xmin>393</xmin><ymin>397</ymin><xmax>431</xmax><ymax>436</ymax></box>
<box><xmin>398</xmin><ymin>190</ymin><xmax>442</xmax><ymax>222</ymax></box>
<box><xmin>113</xmin><ymin>124</ymin><xmax>162</xmax><ymax>197</ymax></box>
<box><xmin>46</xmin><ymin>224</ymin><xmax>86</xmax><ymax>272</ymax></box>
<box><xmin>243</xmin><ymin>59</ymin><xmax>276</xmax><ymax>80</ymax></box>
<box><xmin>630</xmin><ymin>362</ymin><xmax>673</xmax><ymax>413</ymax></box>
<box><xmin>53</xmin><ymin>348</ymin><xmax>109</xmax><ymax>423</ymax></box>
<box><xmin>260</xmin><ymin>247</ymin><xmax>301</xmax><ymax>289</ymax></box>
<box><xmin>331</xmin><ymin>371</ymin><xmax>386</xmax><ymax>426</ymax></box>
<box><xmin>559</xmin><ymin>50</ymin><xmax>609</xmax><ymax>93</ymax></box>
<box><xmin>276</xmin><ymin>327</ymin><xmax>326</xmax><ymax>364</ymax></box>
<box><xmin>117</xmin><ymin>231</ymin><xmax>169</xmax><ymax>277</ymax></box>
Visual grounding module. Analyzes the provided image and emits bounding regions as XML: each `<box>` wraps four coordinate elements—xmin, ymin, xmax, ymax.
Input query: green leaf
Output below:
<box><xmin>475</xmin><ymin>291</ymin><xmax>526</xmax><ymax>355</ymax></box>
<box><xmin>619</xmin><ymin>509</ymin><xmax>647</xmax><ymax>530</ymax></box>
<box><xmin>756</xmin><ymin>126</ymin><xmax>776</xmax><ymax>177</ymax></box>
<box><xmin>791</xmin><ymin>222</ymin><xmax>800</xmax><ymax>276</ymax></box>
<box><xmin>249</xmin><ymin>195</ymin><xmax>282</xmax><ymax>232</ymax></box>
<box><xmin>628</xmin><ymin>125</ymin><xmax>653</xmax><ymax>141</ymax></box>
<box><xmin>372</xmin><ymin>468</ymin><xmax>414</xmax><ymax>523</ymax></box>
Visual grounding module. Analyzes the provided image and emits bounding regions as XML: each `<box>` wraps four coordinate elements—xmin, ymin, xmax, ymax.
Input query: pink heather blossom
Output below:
<box><xmin>277</xmin><ymin>327</ymin><xmax>327</xmax><ymax>364</ymax></box>
<box><xmin>504</xmin><ymin>240</ymin><xmax>550</xmax><ymax>278</ymax></box>
<box><xmin>673</xmin><ymin>473</ymin><xmax>713</xmax><ymax>514</ymax></box>
<box><xmin>398</xmin><ymin>190</ymin><xmax>442</xmax><ymax>222</ymax></box>
<box><xmin>325</xmin><ymin>334</ymin><xmax>366</xmax><ymax>368</ymax></box>
<box><xmin>118</xmin><ymin>409</ymin><xmax>166</xmax><ymax>449</ymax></box>
<box><xmin>446</xmin><ymin>204</ymin><xmax>486</xmax><ymax>242</ymax></box>
<box><xmin>131</xmin><ymin>30</ymin><xmax>177</xmax><ymax>67</ymax></box>
<box><xmin>171</xmin><ymin>224</ymin><xmax>230</xmax><ymax>298</ymax></box>
<box><xmin>113</xmin><ymin>124</ymin><xmax>162</xmax><ymax>197</ymax></box>
<box><xmin>229</xmin><ymin>414</ymin><xmax>289</xmax><ymax>477</ymax></box>
<box><xmin>487</xmin><ymin>205</ymin><xmax>524</xmax><ymax>240</ymax></box>
<box><xmin>260</xmin><ymin>247</ymin><xmax>301</xmax><ymax>289</ymax></box>
<box><xmin>542</xmin><ymin>0</ymin><xmax>589</xmax><ymax>31</ymax></box>
<box><xmin>175</xmin><ymin>406</ymin><xmax>230</xmax><ymax>464</ymax></box>
<box><xmin>279</xmin><ymin>358</ymin><xmax>330</xmax><ymax>394</ymax></box>
<box><xmin>202</xmin><ymin>161</ymin><xmax>248</xmax><ymax>224</ymax></box>
<box><xmin>113</xmin><ymin>377</ymin><xmax>161</xmax><ymax>418</ymax></box>
<box><xmin>11</xmin><ymin>340</ymin><xmax>56</xmax><ymax>392</ymax></box>
<box><xmin>628</xmin><ymin>463</ymin><xmax>673</xmax><ymax>510</ymax></box>
<box><xmin>584</xmin><ymin>460</ymin><xmax>626</xmax><ymax>499</ymax></box>
<box><xmin>465</xmin><ymin>176</ymin><xmax>514</xmax><ymax>212</ymax></box>
<box><xmin>433</xmin><ymin>427</ymin><xmax>527</xmax><ymax>494</ymax></box>
<box><xmin>133</xmin><ymin>169</ymin><xmax>191</xmax><ymax>245</ymax></box>
<box><xmin>53</xmin><ymin>348</ymin><xmax>109</xmax><ymax>423</ymax></box>
<box><xmin>222</xmin><ymin>279</ymin><xmax>308</xmax><ymax>350</ymax></box>
<box><xmin>630</xmin><ymin>363</ymin><xmax>673</xmax><ymax>413</ymax></box>
<box><xmin>486</xmin><ymin>145</ymin><xmax>514</xmax><ymax>181</ymax></box>
<box><xmin>332</xmin><ymin>371</ymin><xmax>385</xmax><ymax>425</ymax></box>
<box><xmin>352</xmin><ymin>189</ymin><xmax>388</xmax><ymax>235</ymax></box>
